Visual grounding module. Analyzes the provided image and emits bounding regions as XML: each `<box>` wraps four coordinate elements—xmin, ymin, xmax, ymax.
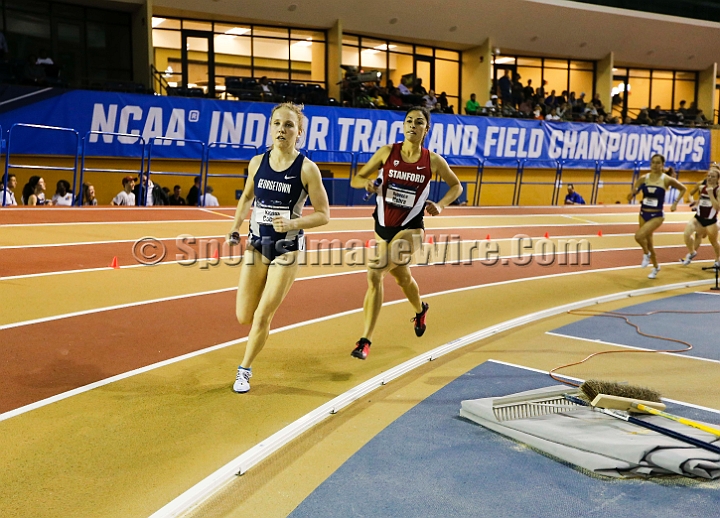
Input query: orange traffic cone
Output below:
<box><xmin>365</xmin><ymin>239</ymin><xmax>375</xmax><ymax>248</ymax></box>
<box><xmin>544</xmin><ymin>232</ymin><xmax>550</xmax><ymax>239</ymax></box>
<box><xmin>110</xmin><ymin>256</ymin><xmax>119</xmax><ymax>269</ymax></box>
<box><xmin>426</xmin><ymin>234</ymin><xmax>434</xmax><ymax>244</ymax></box>
<box><xmin>597</xmin><ymin>230</ymin><xmax>603</xmax><ymax>237</ymax></box>
<box><xmin>486</xmin><ymin>234</ymin><xmax>491</xmax><ymax>241</ymax></box>
<box><xmin>212</xmin><ymin>249</ymin><xmax>219</xmax><ymax>260</ymax></box>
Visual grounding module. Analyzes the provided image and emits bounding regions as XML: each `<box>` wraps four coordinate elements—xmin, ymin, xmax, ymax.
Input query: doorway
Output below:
<box><xmin>181</xmin><ymin>30</ymin><xmax>215</xmax><ymax>97</ymax></box>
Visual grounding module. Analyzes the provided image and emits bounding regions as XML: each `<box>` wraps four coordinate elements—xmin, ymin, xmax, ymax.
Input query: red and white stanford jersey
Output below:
<box><xmin>697</xmin><ymin>184</ymin><xmax>719</xmax><ymax>220</ymax></box>
<box><xmin>376</xmin><ymin>143</ymin><xmax>432</xmax><ymax>228</ymax></box>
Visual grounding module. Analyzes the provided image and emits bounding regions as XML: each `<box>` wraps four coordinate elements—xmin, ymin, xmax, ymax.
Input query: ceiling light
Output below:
<box><xmin>292</xmin><ymin>38</ymin><xmax>313</xmax><ymax>47</ymax></box>
<box><xmin>225</xmin><ymin>27</ymin><xmax>250</xmax><ymax>36</ymax></box>
<box><xmin>151</xmin><ymin>17</ymin><xmax>166</xmax><ymax>28</ymax></box>
<box><xmin>449</xmin><ymin>26</ymin><xmax>458</xmax><ymax>32</ymax></box>
<box><xmin>288</xmin><ymin>4</ymin><xmax>297</xmax><ymax>11</ymax></box>
<box><xmin>579</xmin><ymin>42</ymin><xmax>587</xmax><ymax>48</ymax></box>
<box><xmin>494</xmin><ymin>57</ymin><xmax>514</xmax><ymax>64</ymax></box>
<box><xmin>389</xmin><ymin>18</ymin><xmax>398</xmax><ymax>24</ymax></box>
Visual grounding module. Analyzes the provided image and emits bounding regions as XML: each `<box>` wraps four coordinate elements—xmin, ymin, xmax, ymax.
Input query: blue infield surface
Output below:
<box><xmin>289</xmin><ymin>360</ymin><xmax>720</xmax><ymax>518</ymax></box>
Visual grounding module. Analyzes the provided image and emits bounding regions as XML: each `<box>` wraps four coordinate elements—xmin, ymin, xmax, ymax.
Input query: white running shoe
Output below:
<box><xmin>641</xmin><ymin>253</ymin><xmax>651</xmax><ymax>268</ymax></box>
<box><xmin>648</xmin><ymin>266</ymin><xmax>660</xmax><ymax>279</ymax></box>
<box><xmin>233</xmin><ymin>367</ymin><xmax>252</xmax><ymax>393</ymax></box>
<box><xmin>681</xmin><ymin>252</ymin><xmax>697</xmax><ymax>266</ymax></box>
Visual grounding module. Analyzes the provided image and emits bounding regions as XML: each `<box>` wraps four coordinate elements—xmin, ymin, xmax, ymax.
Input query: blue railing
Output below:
<box><xmin>203</xmin><ymin>143</ymin><xmax>259</xmax><ymax>207</ymax></box>
<box><xmin>145</xmin><ymin>137</ymin><xmax>205</xmax><ymax>207</ymax></box>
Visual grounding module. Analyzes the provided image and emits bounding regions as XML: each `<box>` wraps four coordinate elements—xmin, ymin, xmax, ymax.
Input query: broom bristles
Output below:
<box><xmin>579</xmin><ymin>379</ymin><xmax>662</xmax><ymax>403</ymax></box>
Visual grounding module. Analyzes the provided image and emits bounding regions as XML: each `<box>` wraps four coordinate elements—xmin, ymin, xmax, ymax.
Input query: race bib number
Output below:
<box><xmin>642</xmin><ymin>197</ymin><xmax>659</xmax><ymax>208</ymax></box>
<box><xmin>386</xmin><ymin>183</ymin><xmax>417</xmax><ymax>209</ymax></box>
<box><xmin>256</xmin><ymin>206</ymin><xmax>291</xmax><ymax>225</ymax></box>
<box><xmin>699</xmin><ymin>198</ymin><xmax>712</xmax><ymax>207</ymax></box>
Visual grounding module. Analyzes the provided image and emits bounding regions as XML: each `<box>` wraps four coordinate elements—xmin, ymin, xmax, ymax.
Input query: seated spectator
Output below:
<box><xmin>412</xmin><ymin>78</ymin><xmax>427</xmax><ymax>96</ymax></box>
<box><xmin>169</xmin><ymin>185</ymin><xmax>187</xmax><ymax>205</ymax></box>
<box><xmin>0</xmin><ymin>173</ymin><xmax>18</xmax><ymax>206</ymax></box>
<box><xmin>423</xmin><ymin>89</ymin><xmax>439</xmax><ymax>111</ymax></box>
<box><xmin>544</xmin><ymin>90</ymin><xmax>557</xmax><ymax>109</ymax></box>
<box><xmin>545</xmin><ymin>107</ymin><xmax>560</xmax><ymax>121</ymax></box>
<box><xmin>437</xmin><ymin>91</ymin><xmax>453</xmax><ymax>114</ymax></box>
<box><xmin>624</xmin><ymin>116</ymin><xmax>633</xmax><ymax>125</ymax></box>
<box><xmin>258</xmin><ymin>76</ymin><xmax>274</xmax><ymax>102</ymax></box>
<box><xmin>200</xmin><ymin>185</ymin><xmax>220</xmax><ymax>207</ymax></box>
<box><xmin>83</xmin><ymin>183</ymin><xmax>98</xmax><ymax>206</ymax></box>
<box><xmin>533</xmin><ymin>104</ymin><xmax>544</xmax><ymax>120</ymax></box>
<box><xmin>518</xmin><ymin>98</ymin><xmax>533</xmax><ymax>117</ymax></box>
<box><xmin>51</xmin><ymin>179</ymin><xmax>73</xmax><ymax>206</ymax></box>
<box><xmin>387</xmin><ymin>87</ymin><xmax>404</xmax><ymax>109</ymax></box>
<box><xmin>648</xmin><ymin>105</ymin><xmax>663</xmax><ymax>121</ymax></box>
<box><xmin>568</xmin><ymin>91</ymin><xmax>577</xmax><ymax>107</ymax></box>
<box><xmin>22</xmin><ymin>176</ymin><xmax>51</xmax><ymax>205</ymax></box>
<box><xmin>483</xmin><ymin>95</ymin><xmax>499</xmax><ymax>115</ymax></box>
<box><xmin>36</xmin><ymin>49</ymin><xmax>54</xmax><ymax>65</ymax></box>
<box><xmin>564</xmin><ymin>184</ymin><xmax>585</xmax><ymax>205</ymax></box>
<box><xmin>635</xmin><ymin>109</ymin><xmax>651</xmax><ymax>125</ymax></box>
<box><xmin>465</xmin><ymin>93</ymin><xmax>480</xmax><ymax>115</ymax></box>
<box><xmin>597</xmin><ymin>114</ymin><xmax>606</xmax><ymax>124</ymax></box>
<box><xmin>24</xmin><ymin>55</ymin><xmax>46</xmax><ymax>85</ymax></box>
<box><xmin>678</xmin><ymin>100</ymin><xmax>688</xmax><ymax>119</ymax></box>
<box><xmin>558</xmin><ymin>90</ymin><xmax>568</xmax><ymax>105</ymax></box>
<box><xmin>112</xmin><ymin>176</ymin><xmax>136</xmax><ymax>206</ymax></box>
<box><xmin>397</xmin><ymin>80</ymin><xmax>411</xmax><ymax>96</ymax></box>
<box><xmin>557</xmin><ymin>102</ymin><xmax>572</xmax><ymax>120</ymax></box>
<box><xmin>368</xmin><ymin>87</ymin><xmax>386</xmax><ymax>108</ymax></box>
<box><xmin>694</xmin><ymin>109</ymin><xmax>708</xmax><ymax>125</ymax></box>
<box><xmin>575</xmin><ymin>92</ymin><xmax>587</xmax><ymax>113</ymax></box>
<box><xmin>186</xmin><ymin>175</ymin><xmax>201</xmax><ymax>206</ymax></box>
<box><xmin>133</xmin><ymin>171</ymin><xmax>168</xmax><ymax>206</ymax></box>
<box><xmin>512</xmin><ymin>75</ymin><xmax>524</xmax><ymax>107</ymax></box>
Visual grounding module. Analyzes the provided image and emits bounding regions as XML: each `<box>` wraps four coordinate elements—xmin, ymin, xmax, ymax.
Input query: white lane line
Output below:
<box><xmin>2</xmin><ymin>243</ymin><xmax>714</xmax><ymax>325</ymax></box>
<box><xmin>697</xmin><ymin>291</ymin><xmax>720</xmax><ymax>296</ymax></box>
<box><xmin>200</xmin><ymin>208</ymin><xmax>234</xmax><ymax>219</ymax></box>
<box><xmin>147</xmin><ymin>280</ymin><xmax>713</xmax><ymax>518</ymax></box>
<box><xmin>545</xmin><ymin>331</ymin><xmax>720</xmax><ymax>365</ymax></box>
<box><xmin>0</xmin><ymin>219</ymin><xmax>230</xmax><ymax>228</ymax></box>
<box><xmin>485</xmin><ymin>359</ymin><xmax>720</xmax><ymax>415</ymax></box>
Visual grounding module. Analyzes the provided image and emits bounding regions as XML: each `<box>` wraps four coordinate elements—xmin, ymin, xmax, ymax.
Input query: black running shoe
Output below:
<box><xmin>413</xmin><ymin>302</ymin><xmax>429</xmax><ymax>337</ymax></box>
<box><xmin>351</xmin><ymin>338</ymin><xmax>371</xmax><ymax>360</ymax></box>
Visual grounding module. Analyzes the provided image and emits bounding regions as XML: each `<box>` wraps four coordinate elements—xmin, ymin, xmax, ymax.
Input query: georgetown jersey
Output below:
<box><xmin>249</xmin><ymin>151</ymin><xmax>308</xmax><ymax>245</ymax></box>
<box><xmin>375</xmin><ymin>143</ymin><xmax>432</xmax><ymax>228</ymax></box>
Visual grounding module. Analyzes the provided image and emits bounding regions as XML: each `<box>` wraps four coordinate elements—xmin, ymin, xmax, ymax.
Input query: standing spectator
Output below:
<box><xmin>536</xmin><ymin>80</ymin><xmax>546</xmax><ymax>100</ymax></box>
<box><xmin>518</xmin><ymin>98</ymin><xmax>533</xmax><ymax>117</ymax></box>
<box><xmin>112</xmin><ymin>176</ymin><xmax>136</xmax><ymax>206</ymax></box>
<box><xmin>186</xmin><ymin>175</ymin><xmax>201</xmax><ymax>206</ymax></box>
<box><xmin>498</xmin><ymin>70</ymin><xmax>512</xmax><ymax>106</ymax></box>
<box><xmin>544</xmin><ymin>90</ymin><xmax>557</xmax><ymax>109</ymax></box>
<box><xmin>575</xmin><ymin>92</ymin><xmax>587</xmax><ymax>112</ymax></box>
<box><xmin>523</xmin><ymin>79</ymin><xmax>535</xmax><ymax>103</ymax></box>
<box><xmin>678</xmin><ymin>100</ymin><xmax>688</xmax><ymax>119</ymax></box>
<box><xmin>465</xmin><ymin>93</ymin><xmax>480</xmax><ymax>115</ymax></box>
<box><xmin>200</xmin><ymin>185</ymin><xmax>220</xmax><ymax>207</ymax></box>
<box><xmin>0</xmin><ymin>173</ymin><xmax>17</xmax><ymax>205</ymax></box>
<box><xmin>83</xmin><ymin>183</ymin><xmax>98</xmax><ymax>206</ymax></box>
<box><xmin>258</xmin><ymin>76</ymin><xmax>274</xmax><ymax>102</ymax></box>
<box><xmin>512</xmin><ymin>74</ymin><xmax>524</xmax><ymax>108</ymax></box>
<box><xmin>397</xmin><ymin>80</ymin><xmax>411</xmax><ymax>96</ymax></box>
<box><xmin>412</xmin><ymin>77</ymin><xmax>427</xmax><ymax>96</ymax></box>
<box><xmin>564</xmin><ymin>183</ymin><xmax>586</xmax><ymax>205</ymax></box>
<box><xmin>22</xmin><ymin>176</ymin><xmax>51</xmax><ymax>205</ymax></box>
<box><xmin>51</xmin><ymin>180</ymin><xmax>73</xmax><ymax>206</ymax></box>
<box><xmin>557</xmin><ymin>102</ymin><xmax>571</xmax><ymax>120</ymax></box>
<box><xmin>437</xmin><ymin>92</ymin><xmax>452</xmax><ymax>113</ymax></box>
<box><xmin>533</xmin><ymin>105</ymin><xmax>544</xmax><ymax>120</ymax></box>
<box><xmin>635</xmin><ymin>109</ymin><xmax>652</xmax><ymax>125</ymax></box>
<box><xmin>169</xmin><ymin>185</ymin><xmax>187</xmax><ymax>205</ymax></box>
<box><xmin>133</xmin><ymin>172</ymin><xmax>168</xmax><ymax>206</ymax></box>
<box><xmin>568</xmin><ymin>91</ymin><xmax>577</xmax><ymax>107</ymax></box>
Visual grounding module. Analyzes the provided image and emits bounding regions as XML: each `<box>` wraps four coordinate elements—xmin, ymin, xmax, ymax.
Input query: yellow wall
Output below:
<box><xmin>461</xmin><ymin>39</ymin><xmax>492</xmax><ymax>109</ymax></box>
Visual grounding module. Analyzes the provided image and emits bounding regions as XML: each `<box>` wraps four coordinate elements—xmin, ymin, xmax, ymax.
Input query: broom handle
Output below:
<box><xmin>633</xmin><ymin>403</ymin><xmax>720</xmax><ymax>437</ymax></box>
<box><xmin>563</xmin><ymin>395</ymin><xmax>720</xmax><ymax>455</ymax></box>
<box><xmin>607</xmin><ymin>409</ymin><xmax>720</xmax><ymax>455</ymax></box>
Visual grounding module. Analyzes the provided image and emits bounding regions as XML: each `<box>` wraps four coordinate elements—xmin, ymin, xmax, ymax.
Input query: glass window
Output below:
<box><xmin>569</xmin><ymin>70</ymin><xmax>593</xmax><ymax>96</ymax></box>
<box><xmin>214</xmin><ymin>34</ymin><xmax>251</xmax><ymax>57</ymax></box>
<box><xmin>291</xmin><ymin>29</ymin><xmax>324</xmax><ymax>42</ymax></box>
<box><xmin>290</xmin><ymin>38</ymin><xmax>313</xmax><ymax>81</ymax></box>
<box><xmin>253</xmin><ymin>37</ymin><xmax>290</xmax><ymax>80</ymax></box>
<box><xmin>253</xmin><ymin>26</ymin><xmax>288</xmax><ymax>38</ymax></box>
<box><xmin>153</xmin><ymin>29</ymin><xmax>181</xmax><ymax>49</ymax></box>
<box><xmin>570</xmin><ymin>61</ymin><xmax>593</xmax><ymax>70</ymax></box>
<box><xmin>651</xmin><ymin>79</ymin><xmax>673</xmax><ymax>109</ymax></box>
<box><xmin>674</xmin><ymin>80</ymin><xmax>696</xmax><ymax>109</ymax></box>
<box><xmin>435</xmin><ymin>59</ymin><xmax>458</xmax><ymax>97</ymax></box>
<box><xmin>517</xmin><ymin>57</ymin><xmax>541</xmax><ymax>67</ymax></box>
<box><xmin>391</xmin><ymin>42</ymin><xmax>413</xmax><ymax>54</ymax></box>
<box><xmin>675</xmin><ymin>71</ymin><xmax>696</xmax><ymax>81</ymax></box>
<box><xmin>342</xmin><ymin>35</ymin><xmax>358</xmax><ymax>46</ymax></box>
<box><xmin>416</xmin><ymin>46</ymin><xmax>432</xmax><ymax>56</ymax></box>
<box><xmin>543</xmin><ymin>68</ymin><xmax>568</xmax><ymax>94</ymax></box>
<box><xmin>544</xmin><ymin>59</ymin><xmax>568</xmax><ymax>69</ymax></box>
<box><xmin>517</xmin><ymin>67</ymin><xmax>542</xmax><ymax>91</ymax></box>
<box><xmin>360</xmin><ymin>38</ymin><xmax>385</xmax><ymax>50</ymax></box>
<box><xmin>627</xmin><ymin>77</ymin><xmax>650</xmax><ymax>109</ymax></box>
<box><xmin>52</xmin><ymin>4</ymin><xmax>83</xmax><ymax>19</ymax></box>
<box><xmin>389</xmin><ymin>52</ymin><xmax>413</xmax><ymax>89</ymax></box>
<box><xmin>57</xmin><ymin>22</ymin><xmax>81</xmax><ymax>44</ymax></box>
<box><xmin>436</xmin><ymin>49</ymin><xmax>459</xmax><ymax>61</ymax></box>
<box><xmin>493</xmin><ymin>56</ymin><xmax>515</xmax><ymax>66</ymax></box>
<box><xmin>214</xmin><ymin>23</ymin><xmax>250</xmax><ymax>36</ymax></box>
<box><xmin>360</xmin><ymin>46</ymin><xmax>386</xmax><ymax>70</ymax></box>
<box><xmin>5</xmin><ymin>0</ymin><xmax>48</xmax><ymax>14</ymax></box>
<box><xmin>653</xmin><ymin>70</ymin><xmax>673</xmax><ymax>80</ymax></box>
<box><xmin>153</xmin><ymin>17</ymin><xmax>180</xmax><ymax>30</ymax></box>
<box><xmin>342</xmin><ymin>45</ymin><xmax>360</xmax><ymax>67</ymax></box>
<box><xmin>6</xmin><ymin>10</ymin><xmax>51</xmax><ymax>38</ymax></box>
<box><xmin>182</xmin><ymin>20</ymin><xmax>212</xmax><ymax>31</ymax></box>
<box><xmin>629</xmin><ymin>69</ymin><xmax>650</xmax><ymax>78</ymax></box>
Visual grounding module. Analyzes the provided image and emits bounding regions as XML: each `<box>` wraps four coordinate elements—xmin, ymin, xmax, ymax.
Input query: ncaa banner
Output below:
<box><xmin>0</xmin><ymin>90</ymin><xmax>710</xmax><ymax>170</ymax></box>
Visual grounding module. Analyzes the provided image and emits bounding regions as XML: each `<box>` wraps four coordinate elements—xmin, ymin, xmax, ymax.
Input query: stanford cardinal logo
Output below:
<box><xmin>393</xmin><ymin>160</ymin><xmax>399</xmax><ymax>166</ymax></box>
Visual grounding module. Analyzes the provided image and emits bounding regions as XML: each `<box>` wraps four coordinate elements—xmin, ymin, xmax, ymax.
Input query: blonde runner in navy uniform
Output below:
<box><xmin>349</xmin><ymin>106</ymin><xmax>462</xmax><ymax>359</ymax></box>
<box><xmin>627</xmin><ymin>153</ymin><xmax>686</xmax><ymax>279</ymax></box>
<box><xmin>681</xmin><ymin>165</ymin><xmax>720</xmax><ymax>267</ymax></box>
<box><xmin>226</xmin><ymin>103</ymin><xmax>330</xmax><ymax>393</ymax></box>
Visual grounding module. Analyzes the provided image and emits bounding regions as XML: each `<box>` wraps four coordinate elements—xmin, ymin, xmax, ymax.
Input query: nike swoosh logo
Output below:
<box><xmin>284</xmin><ymin>175</ymin><xmax>297</xmax><ymax>180</ymax></box>
<box><xmin>417</xmin><ymin>166</ymin><xmax>426</xmax><ymax>170</ymax></box>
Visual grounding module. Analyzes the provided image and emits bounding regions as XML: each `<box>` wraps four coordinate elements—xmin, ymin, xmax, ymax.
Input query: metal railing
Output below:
<box><xmin>144</xmin><ymin>137</ymin><xmax>206</xmax><ymax>206</ymax></box>
<box><xmin>203</xmin><ymin>143</ymin><xmax>259</xmax><ymax>207</ymax></box>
